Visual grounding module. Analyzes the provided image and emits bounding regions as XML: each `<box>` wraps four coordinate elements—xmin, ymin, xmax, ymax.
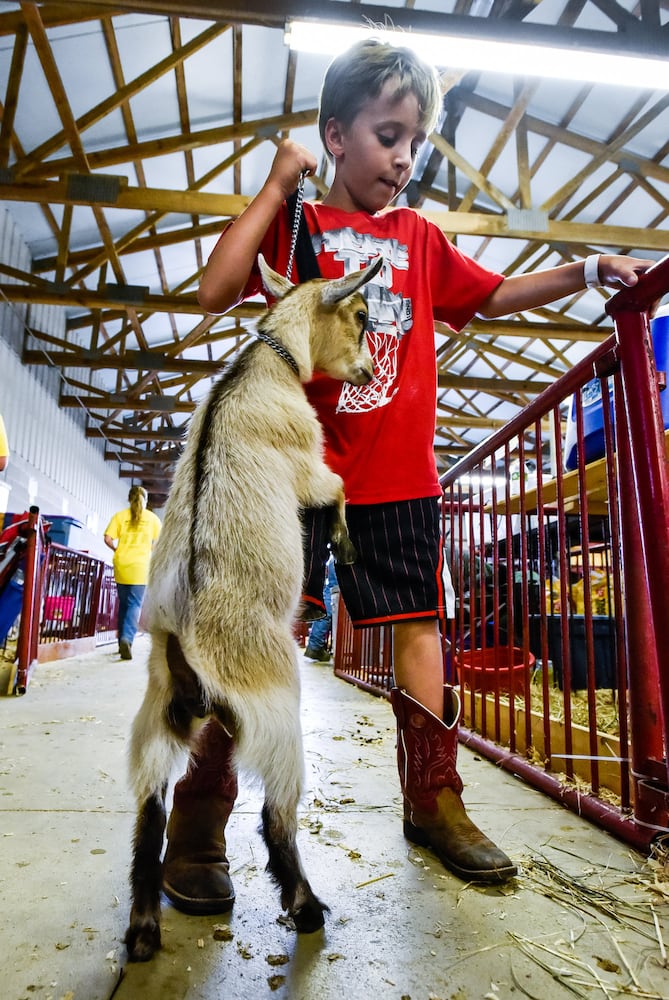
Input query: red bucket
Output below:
<box><xmin>454</xmin><ymin>645</ymin><xmax>534</xmax><ymax>694</ymax></box>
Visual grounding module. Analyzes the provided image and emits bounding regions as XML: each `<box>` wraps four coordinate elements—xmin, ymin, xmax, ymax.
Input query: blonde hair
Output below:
<box><xmin>128</xmin><ymin>485</ymin><xmax>148</xmax><ymax>526</ymax></box>
<box><xmin>318</xmin><ymin>37</ymin><xmax>442</xmax><ymax>157</ymax></box>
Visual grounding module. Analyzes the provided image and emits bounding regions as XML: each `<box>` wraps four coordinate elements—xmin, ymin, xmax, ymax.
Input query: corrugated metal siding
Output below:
<box><xmin>0</xmin><ymin>209</ymin><xmax>130</xmax><ymax>559</ymax></box>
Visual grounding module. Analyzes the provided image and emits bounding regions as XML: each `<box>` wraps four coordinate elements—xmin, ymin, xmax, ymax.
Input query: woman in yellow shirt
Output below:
<box><xmin>104</xmin><ymin>485</ymin><xmax>161</xmax><ymax>660</ymax></box>
<box><xmin>0</xmin><ymin>413</ymin><xmax>9</xmax><ymax>472</ymax></box>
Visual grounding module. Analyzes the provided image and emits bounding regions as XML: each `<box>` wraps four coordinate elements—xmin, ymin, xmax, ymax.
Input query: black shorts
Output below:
<box><xmin>301</xmin><ymin>497</ymin><xmax>450</xmax><ymax>628</ymax></box>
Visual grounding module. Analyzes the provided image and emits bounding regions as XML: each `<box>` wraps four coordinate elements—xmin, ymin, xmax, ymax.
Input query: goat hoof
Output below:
<box><xmin>292</xmin><ymin>897</ymin><xmax>328</xmax><ymax>934</ymax></box>
<box><xmin>125</xmin><ymin>920</ymin><xmax>161</xmax><ymax>962</ymax></box>
<box><xmin>332</xmin><ymin>539</ymin><xmax>357</xmax><ymax>565</ymax></box>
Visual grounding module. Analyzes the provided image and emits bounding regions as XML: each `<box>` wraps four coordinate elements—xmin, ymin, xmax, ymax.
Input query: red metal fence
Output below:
<box><xmin>336</xmin><ymin>255</ymin><xmax>669</xmax><ymax>853</ymax></box>
<box><xmin>2</xmin><ymin>514</ymin><xmax>117</xmax><ymax>694</ymax></box>
<box><xmin>40</xmin><ymin>542</ymin><xmax>118</xmax><ymax>651</ymax></box>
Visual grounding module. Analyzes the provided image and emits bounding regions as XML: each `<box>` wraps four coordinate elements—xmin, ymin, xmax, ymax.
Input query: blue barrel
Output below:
<box><xmin>564</xmin><ymin>313</ymin><xmax>669</xmax><ymax>471</ymax></box>
<box><xmin>563</xmin><ymin>377</ymin><xmax>613</xmax><ymax>471</ymax></box>
<box><xmin>650</xmin><ymin>313</ymin><xmax>669</xmax><ymax>427</ymax></box>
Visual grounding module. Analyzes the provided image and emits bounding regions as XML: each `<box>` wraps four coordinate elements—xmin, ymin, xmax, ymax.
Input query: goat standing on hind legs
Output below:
<box><xmin>124</xmin><ymin>253</ymin><xmax>383</xmax><ymax>962</ymax></box>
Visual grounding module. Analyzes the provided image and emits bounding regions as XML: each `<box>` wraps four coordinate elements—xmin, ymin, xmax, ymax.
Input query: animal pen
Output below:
<box><xmin>336</xmin><ymin>255</ymin><xmax>669</xmax><ymax>853</ymax></box>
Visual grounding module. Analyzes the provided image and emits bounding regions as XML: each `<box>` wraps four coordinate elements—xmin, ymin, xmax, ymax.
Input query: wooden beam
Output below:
<box><xmin>438</xmin><ymin>373</ymin><xmax>552</xmax><ymax>393</ymax></box>
<box><xmin>0</xmin><ymin>24</ymin><xmax>28</xmax><ymax>169</ymax></box>
<box><xmin>88</xmin><ymin>426</ymin><xmax>186</xmax><ymax>440</ymax></box>
<box><xmin>2</xmin><ymin>176</ymin><xmax>667</xmax><ymax>250</ymax></box>
<box><xmin>0</xmin><ymin>4</ymin><xmax>119</xmax><ymax>36</ymax></box>
<box><xmin>109</xmin><ymin>449</ymin><xmax>182</xmax><ymax>463</ymax></box>
<box><xmin>2</xmin><ymin>282</ymin><xmax>202</xmax><ymax>313</ymax></box>
<box><xmin>32</xmin><ymin>217</ymin><xmax>228</xmax><ymax>272</ymax></box>
<box><xmin>24</xmin><ymin>348</ymin><xmax>216</xmax><ymax>372</ymax></box>
<box><xmin>59</xmin><ymin>393</ymin><xmax>196</xmax><ymax>412</ymax></box>
<box><xmin>12</xmin><ymin>22</ymin><xmax>228</xmax><ymax>175</ymax></box>
<box><xmin>34</xmin><ymin>2</ymin><xmax>669</xmax><ymax>62</ymax></box>
<box><xmin>16</xmin><ymin>108</ymin><xmax>318</xmax><ymax>177</ymax></box>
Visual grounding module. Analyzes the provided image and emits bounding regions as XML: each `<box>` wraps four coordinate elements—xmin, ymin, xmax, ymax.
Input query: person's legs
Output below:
<box><xmin>336</xmin><ymin>498</ymin><xmax>516</xmax><ymax>884</ymax></box>
<box><xmin>122</xmin><ymin>584</ymin><xmax>145</xmax><ymax>644</ymax></box>
<box><xmin>117</xmin><ymin>583</ymin><xmax>145</xmax><ymax>659</ymax></box>
<box><xmin>392</xmin><ymin>619</ymin><xmax>445</xmax><ymax>713</ymax></box>
<box><xmin>163</xmin><ymin>720</ymin><xmax>238</xmax><ymax>914</ymax></box>
<box><xmin>390</xmin><ymin>618</ymin><xmax>516</xmax><ymax>883</ymax></box>
<box><xmin>305</xmin><ymin>544</ymin><xmax>336</xmax><ymax>661</ymax></box>
<box><xmin>305</xmin><ymin>609</ymin><xmax>332</xmax><ymax>660</ymax></box>
<box><xmin>116</xmin><ymin>584</ymin><xmax>130</xmax><ymax>658</ymax></box>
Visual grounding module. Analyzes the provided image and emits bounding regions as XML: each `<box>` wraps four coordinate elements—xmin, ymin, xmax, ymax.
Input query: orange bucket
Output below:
<box><xmin>454</xmin><ymin>645</ymin><xmax>534</xmax><ymax>694</ymax></box>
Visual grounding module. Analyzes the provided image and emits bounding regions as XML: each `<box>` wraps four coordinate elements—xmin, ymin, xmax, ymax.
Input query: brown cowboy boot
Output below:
<box><xmin>162</xmin><ymin>720</ymin><xmax>238</xmax><ymax>914</ymax></box>
<box><xmin>390</xmin><ymin>685</ymin><xmax>517</xmax><ymax>884</ymax></box>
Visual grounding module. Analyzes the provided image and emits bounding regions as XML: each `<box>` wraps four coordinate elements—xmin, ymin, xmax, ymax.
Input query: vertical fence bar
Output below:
<box><xmin>607</xmin><ymin>257</ymin><xmax>669</xmax><ymax>829</ymax></box>
<box><xmin>601</xmin><ymin>365</ymin><xmax>632</xmax><ymax>811</ymax></box>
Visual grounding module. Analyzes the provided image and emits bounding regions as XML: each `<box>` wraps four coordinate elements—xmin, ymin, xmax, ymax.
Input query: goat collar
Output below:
<box><xmin>254</xmin><ymin>329</ymin><xmax>301</xmax><ymax>379</ymax></box>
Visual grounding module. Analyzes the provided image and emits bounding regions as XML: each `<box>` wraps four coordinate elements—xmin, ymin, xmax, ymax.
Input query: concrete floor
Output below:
<box><xmin>2</xmin><ymin>638</ymin><xmax>669</xmax><ymax>1000</ymax></box>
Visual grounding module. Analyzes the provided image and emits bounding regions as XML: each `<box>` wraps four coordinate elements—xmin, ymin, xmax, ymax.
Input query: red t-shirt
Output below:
<box><xmin>243</xmin><ymin>202</ymin><xmax>503</xmax><ymax>505</ymax></box>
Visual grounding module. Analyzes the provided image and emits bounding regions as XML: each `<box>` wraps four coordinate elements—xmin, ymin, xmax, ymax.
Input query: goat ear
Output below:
<box><xmin>320</xmin><ymin>255</ymin><xmax>384</xmax><ymax>305</ymax></box>
<box><xmin>258</xmin><ymin>254</ymin><xmax>294</xmax><ymax>300</ymax></box>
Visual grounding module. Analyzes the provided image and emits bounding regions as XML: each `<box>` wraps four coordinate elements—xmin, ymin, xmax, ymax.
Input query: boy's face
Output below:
<box><xmin>324</xmin><ymin>78</ymin><xmax>427</xmax><ymax>215</ymax></box>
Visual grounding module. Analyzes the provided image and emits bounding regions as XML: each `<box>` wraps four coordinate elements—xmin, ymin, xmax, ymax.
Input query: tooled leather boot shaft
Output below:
<box><xmin>390</xmin><ymin>685</ymin><xmax>517</xmax><ymax>884</ymax></box>
<box><xmin>390</xmin><ymin>686</ymin><xmax>463</xmax><ymax>813</ymax></box>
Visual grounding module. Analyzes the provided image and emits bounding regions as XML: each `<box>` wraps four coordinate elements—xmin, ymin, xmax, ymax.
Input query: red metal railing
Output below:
<box><xmin>39</xmin><ymin>545</ymin><xmax>118</xmax><ymax>655</ymax></box>
<box><xmin>4</xmin><ymin>516</ymin><xmax>118</xmax><ymax>694</ymax></box>
<box><xmin>335</xmin><ymin>255</ymin><xmax>669</xmax><ymax>852</ymax></box>
<box><xmin>334</xmin><ymin>610</ymin><xmax>394</xmax><ymax>696</ymax></box>
<box><xmin>606</xmin><ymin>259</ymin><xmax>669</xmax><ymax>836</ymax></box>
<box><xmin>94</xmin><ymin>562</ymin><xmax>119</xmax><ymax>645</ymax></box>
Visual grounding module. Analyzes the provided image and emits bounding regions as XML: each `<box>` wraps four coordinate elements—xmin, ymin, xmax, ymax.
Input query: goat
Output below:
<box><xmin>124</xmin><ymin>253</ymin><xmax>383</xmax><ymax>962</ymax></box>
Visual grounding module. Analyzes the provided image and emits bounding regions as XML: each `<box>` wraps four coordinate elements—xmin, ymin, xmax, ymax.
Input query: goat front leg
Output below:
<box><xmin>303</xmin><ymin>466</ymin><xmax>356</xmax><ymax>564</ymax></box>
<box><xmin>327</xmin><ymin>492</ymin><xmax>356</xmax><ymax>565</ymax></box>
<box><xmin>125</xmin><ymin>784</ymin><xmax>168</xmax><ymax>961</ymax></box>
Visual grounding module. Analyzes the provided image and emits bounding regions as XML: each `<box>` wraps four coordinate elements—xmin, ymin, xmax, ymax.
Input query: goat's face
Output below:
<box><xmin>311</xmin><ymin>290</ymin><xmax>373</xmax><ymax>385</ymax></box>
<box><xmin>258</xmin><ymin>254</ymin><xmax>383</xmax><ymax>386</ymax></box>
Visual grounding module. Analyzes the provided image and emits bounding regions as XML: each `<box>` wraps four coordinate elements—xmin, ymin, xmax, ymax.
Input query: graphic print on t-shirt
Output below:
<box><xmin>317</xmin><ymin>227</ymin><xmax>412</xmax><ymax>413</ymax></box>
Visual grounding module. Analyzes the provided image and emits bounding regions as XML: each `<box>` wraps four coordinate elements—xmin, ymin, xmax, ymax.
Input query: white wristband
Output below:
<box><xmin>583</xmin><ymin>254</ymin><xmax>601</xmax><ymax>289</ymax></box>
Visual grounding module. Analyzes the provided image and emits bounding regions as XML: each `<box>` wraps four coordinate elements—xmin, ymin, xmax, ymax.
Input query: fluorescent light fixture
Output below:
<box><xmin>285</xmin><ymin>20</ymin><xmax>668</xmax><ymax>90</ymax></box>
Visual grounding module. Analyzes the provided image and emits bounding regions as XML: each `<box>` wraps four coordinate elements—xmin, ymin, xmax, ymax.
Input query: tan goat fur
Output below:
<box><xmin>125</xmin><ymin>253</ymin><xmax>382</xmax><ymax>961</ymax></box>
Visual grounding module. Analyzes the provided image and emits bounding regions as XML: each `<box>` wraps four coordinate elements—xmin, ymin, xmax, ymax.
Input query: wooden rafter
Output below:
<box><xmin>1</xmin><ymin>0</ymin><xmax>668</xmax><ymax>487</ymax></box>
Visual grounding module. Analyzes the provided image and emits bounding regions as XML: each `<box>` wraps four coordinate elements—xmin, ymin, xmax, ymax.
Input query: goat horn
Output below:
<box><xmin>258</xmin><ymin>254</ymin><xmax>294</xmax><ymax>300</ymax></box>
<box><xmin>320</xmin><ymin>256</ymin><xmax>384</xmax><ymax>305</ymax></box>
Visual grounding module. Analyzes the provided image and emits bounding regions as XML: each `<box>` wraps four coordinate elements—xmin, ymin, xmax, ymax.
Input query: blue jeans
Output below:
<box><xmin>116</xmin><ymin>583</ymin><xmax>146</xmax><ymax>646</ymax></box>
<box><xmin>308</xmin><ymin>582</ymin><xmax>333</xmax><ymax>651</ymax></box>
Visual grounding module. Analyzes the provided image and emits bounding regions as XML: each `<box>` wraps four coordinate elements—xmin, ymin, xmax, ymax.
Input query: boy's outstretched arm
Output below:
<box><xmin>197</xmin><ymin>139</ymin><xmax>318</xmax><ymax>315</ymax></box>
<box><xmin>478</xmin><ymin>254</ymin><xmax>655</xmax><ymax>319</ymax></box>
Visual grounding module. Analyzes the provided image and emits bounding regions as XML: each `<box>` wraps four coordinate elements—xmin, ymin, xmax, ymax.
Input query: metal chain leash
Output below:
<box><xmin>285</xmin><ymin>170</ymin><xmax>307</xmax><ymax>281</ymax></box>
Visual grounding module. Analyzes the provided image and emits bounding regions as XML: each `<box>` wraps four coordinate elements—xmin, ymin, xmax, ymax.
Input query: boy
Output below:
<box><xmin>161</xmin><ymin>38</ymin><xmax>653</xmax><ymax>915</ymax></box>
